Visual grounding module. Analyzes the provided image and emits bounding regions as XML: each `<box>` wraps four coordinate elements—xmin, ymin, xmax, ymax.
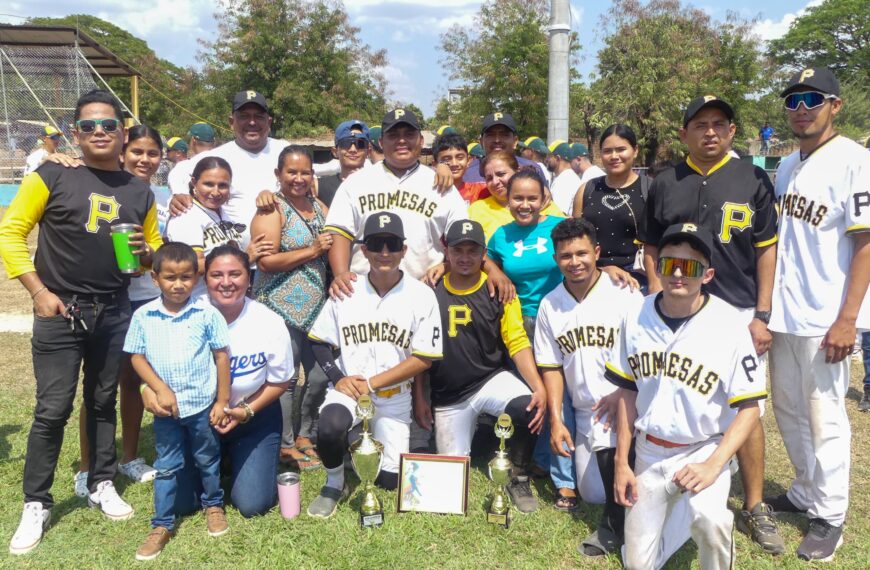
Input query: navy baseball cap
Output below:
<box><xmin>335</xmin><ymin>120</ymin><xmax>370</xmax><ymax>144</ymax></box>
<box><xmin>659</xmin><ymin>223</ymin><xmax>713</xmax><ymax>263</ymax></box>
<box><xmin>683</xmin><ymin>95</ymin><xmax>735</xmax><ymax>127</ymax></box>
<box><xmin>382</xmin><ymin>108</ymin><xmax>421</xmax><ymax>133</ymax></box>
<box><xmin>446</xmin><ymin>220</ymin><xmax>486</xmax><ymax>247</ymax></box>
<box><xmin>781</xmin><ymin>67</ymin><xmax>841</xmax><ymax>97</ymax></box>
<box><xmin>232</xmin><ymin>90</ymin><xmax>269</xmax><ymax>113</ymax></box>
<box><xmin>363</xmin><ymin>211</ymin><xmax>405</xmax><ymax>240</ymax></box>
<box><xmin>481</xmin><ymin>112</ymin><xmax>517</xmax><ymax>135</ymax></box>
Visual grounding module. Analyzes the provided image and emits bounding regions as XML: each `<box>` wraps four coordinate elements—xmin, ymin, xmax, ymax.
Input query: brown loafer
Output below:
<box><xmin>205</xmin><ymin>506</ymin><xmax>229</xmax><ymax>537</ymax></box>
<box><xmin>135</xmin><ymin>526</ymin><xmax>173</xmax><ymax>561</ymax></box>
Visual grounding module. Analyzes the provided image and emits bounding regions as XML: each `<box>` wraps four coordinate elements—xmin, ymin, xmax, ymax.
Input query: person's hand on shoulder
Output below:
<box><xmin>169</xmin><ymin>193</ymin><xmax>193</xmax><ymax>217</ymax></box>
<box><xmin>329</xmin><ymin>271</ymin><xmax>357</xmax><ymax>300</ymax></box>
<box><xmin>433</xmin><ymin>163</ymin><xmax>453</xmax><ymax>195</ymax></box>
<box><xmin>42</xmin><ymin>153</ymin><xmax>83</xmax><ymax>168</ymax></box>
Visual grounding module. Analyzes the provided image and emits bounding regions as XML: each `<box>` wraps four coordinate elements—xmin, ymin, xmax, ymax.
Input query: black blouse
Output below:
<box><xmin>581</xmin><ymin>175</ymin><xmax>646</xmax><ymax>269</ymax></box>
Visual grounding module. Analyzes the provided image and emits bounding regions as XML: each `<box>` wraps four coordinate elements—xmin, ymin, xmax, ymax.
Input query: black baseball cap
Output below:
<box><xmin>446</xmin><ymin>220</ymin><xmax>486</xmax><ymax>247</ymax></box>
<box><xmin>682</xmin><ymin>95</ymin><xmax>735</xmax><ymax>127</ymax></box>
<box><xmin>232</xmin><ymin>90</ymin><xmax>269</xmax><ymax>113</ymax></box>
<box><xmin>781</xmin><ymin>67</ymin><xmax>841</xmax><ymax>97</ymax></box>
<box><xmin>481</xmin><ymin>112</ymin><xmax>517</xmax><ymax>135</ymax></box>
<box><xmin>382</xmin><ymin>108</ymin><xmax>421</xmax><ymax>133</ymax></box>
<box><xmin>659</xmin><ymin>223</ymin><xmax>713</xmax><ymax>263</ymax></box>
<box><xmin>363</xmin><ymin>211</ymin><xmax>405</xmax><ymax>240</ymax></box>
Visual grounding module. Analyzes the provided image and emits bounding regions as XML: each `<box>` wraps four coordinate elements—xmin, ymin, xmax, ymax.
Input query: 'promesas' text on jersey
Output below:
<box><xmin>628</xmin><ymin>351</ymin><xmax>720</xmax><ymax>395</ymax></box>
<box><xmin>556</xmin><ymin>325</ymin><xmax>619</xmax><ymax>355</ymax></box>
<box><xmin>358</xmin><ymin>189</ymin><xmax>438</xmax><ymax>218</ymax></box>
<box><xmin>777</xmin><ymin>193</ymin><xmax>828</xmax><ymax>227</ymax></box>
<box><xmin>342</xmin><ymin>321</ymin><xmax>413</xmax><ymax>349</ymax></box>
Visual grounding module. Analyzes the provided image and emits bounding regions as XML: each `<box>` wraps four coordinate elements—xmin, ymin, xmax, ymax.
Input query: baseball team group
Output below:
<box><xmin>0</xmin><ymin>64</ymin><xmax>867</xmax><ymax>567</ymax></box>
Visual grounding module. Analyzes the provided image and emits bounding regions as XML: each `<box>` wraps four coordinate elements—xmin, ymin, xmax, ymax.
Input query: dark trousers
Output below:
<box><xmin>24</xmin><ymin>295</ymin><xmax>131</xmax><ymax>507</ymax></box>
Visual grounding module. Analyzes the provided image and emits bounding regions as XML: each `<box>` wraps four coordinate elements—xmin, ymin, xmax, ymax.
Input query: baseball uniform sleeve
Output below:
<box><xmin>206</xmin><ymin>307</ymin><xmax>231</xmax><ymax>350</ymax></box>
<box><xmin>638</xmin><ymin>178</ymin><xmax>665</xmax><ymax>246</ymax></box>
<box><xmin>500</xmin><ymin>296</ymin><xmax>531</xmax><ymax>357</ymax></box>
<box><xmin>308</xmin><ymin>296</ymin><xmax>341</xmax><ymax>347</ymax></box>
<box><xmin>123</xmin><ymin>311</ymin><xmax>147</xmax><ymax>354</ymax></box>
<box><xmin>845</xmin><ymin>153</ymin><xmax>870</xmax><ymax>235</ymax></box>
<box><xmin>443</xmin><ymin>189</ymin><xmax>470</xmax><ymax>234</ymax></box>
<box><xmin>751</xmin><ymin>168</ymin><xmax>779</xmax><ymax>247</ymax></box>
<box><xmin>0</xmin><ymin>172</ymin><xmax>49</xmax><ymax>278</ymax></box>
<box><xmin>323</xmin><ymin>179</ymin><xmax>357</xmax><ymax>240</ymax></box>
<box><xmin>164</xmin><ymin>211</ymin><xmax>205</xmax><ymax>250</ymax></box>
<box><xmin>533</xmin><ymin>299</ymin><xmax>562</xmax><ymax>368</ymax></box>
<box><xmin>604</xmin><ymin>312</ymin><xmax>637</xmax><ymax>391</ymax></box>
<box><xmin>411</xmin><ymin>288</ymin><xmax>443</xmax><ymax>360</ymax></box>
<box><xmin>723</xmin><ymin>318</ymin><xmax>768</xmax><ymax>407</ymax></box>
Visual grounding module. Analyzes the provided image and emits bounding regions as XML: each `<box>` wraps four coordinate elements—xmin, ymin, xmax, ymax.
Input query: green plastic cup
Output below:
<box><xmin>110</xmin><ymin>223</ymin><xmax>140</xmax><ymax>274</ymax></box>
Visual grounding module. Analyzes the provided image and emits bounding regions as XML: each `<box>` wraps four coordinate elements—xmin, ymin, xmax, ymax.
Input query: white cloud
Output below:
<box><xmin>753</xmin><ymin>0</ymin><xmax>823</xmax><ymax>42</ymax></box>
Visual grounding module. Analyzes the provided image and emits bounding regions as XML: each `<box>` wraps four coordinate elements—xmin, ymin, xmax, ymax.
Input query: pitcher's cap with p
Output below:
<box><xmin>382</xmin><ymin>108</ymin><xmax>421</xmax><ymax>133</ymax></box>
<box><xmin>682</xmin><ymin>95</ymin><xmax>734</xmax><ymax>127</ymax></box>
<box><xmin>659</xmin><ymin>223</ymin><xmax>714</xmax><ymax>263</ymax></box>
<box><xmin>780</xmin><ymin>67</ymin><xmax>840</xmax><ymax>97</ymax></box>
<box><xmin>363</xmin><ymin>211</ymin><xmax>405</xmax><ymax>240</ymax></box>
<box><xmin>481</xmin><ymin>112</ymin><xmax>517</xmax><ymax>135</ymax></box>
<box><xmin>232</xmin><ymin>90</ymin><xmax>269</xmax><ymax>113</ymax></box>
<box><xmin>188</xmin><ymin>123</ymin><xmax>215</xmax><ymax>142</ymax></box>
<box><xmin>446</xmin><ymin>219</ymin><xmax>486</xmax><ymax>247</ymax></box>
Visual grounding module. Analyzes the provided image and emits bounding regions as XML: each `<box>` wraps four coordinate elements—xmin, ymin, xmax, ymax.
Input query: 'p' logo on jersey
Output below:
<box><xmin>799</xmin><ymin>69</ymin><xmax>815</xmax><ymax>83</ymax></box>
<box><xmin>378</xmin><ymin>214</ymin><xmax>391</xmax><ymax>228</ymax></box>
<box><xmin>853</xmin><ymin>191</ymin><xmax>870</xmax><ymax>217</ymax></box>
<box><xmin>85</xmin><ymin>193</ymin><xmax>120</xmax><ymax>233</ymax></box>
<box><xmin>719</xmin><ymin>202</ymin><xmax>754</xmax><ymax>243</ymax></box>
<box><xmin>448</xmin><ymin>305</ymin><xmax>472</xmax><ymax>337</ymax></box>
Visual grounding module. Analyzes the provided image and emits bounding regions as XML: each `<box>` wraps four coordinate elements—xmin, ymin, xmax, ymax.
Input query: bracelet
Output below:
<box><xmin>366</xmin><ymin>378</ymin><xmax>375</xmax><ymax>394</ymax></box>
<box><xmin>139</xmin><ymin>383</ymin><xmax>147</xmax><ymax>394</ymax></box>
<box><xmin>31</xmin><ymin>286</ymin><xmax>47</xmax><ymax>299</ymax></box>
<box><xmin>240</xmin><ymin>401</ymin><xmax>254</xmax><ymax>423</ymax></box>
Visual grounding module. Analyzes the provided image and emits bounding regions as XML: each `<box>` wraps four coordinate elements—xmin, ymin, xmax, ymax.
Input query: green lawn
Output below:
<box><xmin>0</xmin><ymin>331</ymin><xmax>869</xmax><ymax>568</ymax></box>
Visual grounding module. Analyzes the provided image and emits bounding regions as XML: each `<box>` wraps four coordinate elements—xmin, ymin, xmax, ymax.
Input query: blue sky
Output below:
<box><xmin>1</xmin><ymin>0</ymin><xmax>817</xmax><ymax>116</ymax></box>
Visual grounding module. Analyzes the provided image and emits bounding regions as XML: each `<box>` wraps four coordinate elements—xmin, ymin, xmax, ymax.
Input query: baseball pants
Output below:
<box><xmin>770</xmin><ymin>332</ymin><xmax>850</xmax><ymax>525</ymax></box>
<box><xmin>623</xmin><ymin>435</ymin><xmax>733</xmax><ymax>570</ymax></box>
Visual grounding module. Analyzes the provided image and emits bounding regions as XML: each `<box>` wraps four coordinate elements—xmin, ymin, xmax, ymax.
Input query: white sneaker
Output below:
<box><xmin>9</xmin><ymin>502</ymin><xmax>50</xmax><ymax>555</ymax></box>
<box><xmin>119</xmin><ymin>458</ymin><xmax>157</xmax><ymax>483</ymax></box>
<box><xmin>88</xmin><ymin>481</ymin><xmax>134</xmax><ymax>521</ymax></box>
<box><xmin>74</xmin><ymin>471</ymin><xmax>89</xmax><ymax>498</ymax></box>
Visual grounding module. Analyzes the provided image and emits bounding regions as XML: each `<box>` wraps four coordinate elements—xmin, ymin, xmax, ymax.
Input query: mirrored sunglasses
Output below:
<box><xmin>363</xmin><ymin>236</ymin><xmax>403</xmax><ymax>253</ymax></box>
<box><xmin>657</xmin><ymin>256</ymin><xmax>707</xmax><ymax>278</ymax></box>
<box><xmin>784</xmin><ymin>91</ymin><xmax>836</xmax><ymax>111</ymax></box>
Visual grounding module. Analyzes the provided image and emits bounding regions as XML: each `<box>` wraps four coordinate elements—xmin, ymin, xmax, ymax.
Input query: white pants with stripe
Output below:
<box><xmin>623</xmin><ymin>435</ymin><xmax>734</xmax><ymax>570</ymax></box>
<box><xmin>770</xmin><ymin>332</ymin><xmax>851</xmax><ymax>525</ymax></box>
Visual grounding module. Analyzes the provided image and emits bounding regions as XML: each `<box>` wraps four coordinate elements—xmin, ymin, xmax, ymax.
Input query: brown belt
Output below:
<box><xmin>646</xmin><ymin>434</ymin><xmax>690</xmax><ymax>448</ymax></box>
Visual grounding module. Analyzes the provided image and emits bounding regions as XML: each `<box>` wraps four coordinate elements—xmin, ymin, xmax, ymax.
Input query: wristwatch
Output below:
<box><xmin>239</xmin><ymin>401</ymin><xmax>254</xmax><ymax>423</ymax></box>
<box><xmin>753</xmin><ymin>310</ymin><xmax>771</xmax><ymax>324</ymax></box>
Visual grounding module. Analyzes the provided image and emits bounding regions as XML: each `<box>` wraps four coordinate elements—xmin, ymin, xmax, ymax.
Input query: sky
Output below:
<box><xmin>0</xmin><ymin>0</ymin><xmax>820</xmax><ymax>117</ymax></box>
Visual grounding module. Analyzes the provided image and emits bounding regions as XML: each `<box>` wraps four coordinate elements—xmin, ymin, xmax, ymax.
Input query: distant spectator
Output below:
<box><xmin>23</xmin><ymin>126</ymin><xmax>61</xmax><ymax>175</ymax></box>
<box><xmin>759</xmin><ymin>122</ymin><xmax>775</xmax><ymax>154</ymax></box>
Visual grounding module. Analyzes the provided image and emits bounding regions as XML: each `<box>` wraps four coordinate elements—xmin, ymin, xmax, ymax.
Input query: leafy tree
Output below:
<box><xmin>768</xmin><ymin>0</ymin><xmax>870</xmax><ymax>83</ymax></box>
<box><xmin>201</xmin><ymin>0</ymin><xmax>389</xmax><ymax>137</ymax></box>
<box><xmin>439</xmin><ymin>0</ymin><xmax>574</xmax><ymax>139</ymax></box>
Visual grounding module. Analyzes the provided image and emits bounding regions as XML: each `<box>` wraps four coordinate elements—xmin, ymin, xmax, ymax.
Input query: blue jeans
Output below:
<box><xmin>863</xmin><ymin>332</ymin><xmax>870</xmax><ymax>391</ymax></box>
<box><xmin>533</xmin><ymin>394</ymin><xmax>577</xmax><ymax>490</ymax></box>
<box><xmin>173</xmin><ymin>400</ymin><xmax>281</xmax><ymax>518</ymax></box>
<box><xmin>153</xmin><ymin>406</ymin><xmax>223</xmax><ymax>530</ymax></box>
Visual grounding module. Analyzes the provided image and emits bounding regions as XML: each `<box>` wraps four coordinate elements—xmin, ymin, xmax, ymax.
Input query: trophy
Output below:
<box><xmin>350</xmin><ymin>395</ymin><xmax>385</xmax><ymax>528</ymax></box>
<box><xmin>487</xmin><ymin>413</ymin><xmax>514</xmax><ymax>528</ymax></box>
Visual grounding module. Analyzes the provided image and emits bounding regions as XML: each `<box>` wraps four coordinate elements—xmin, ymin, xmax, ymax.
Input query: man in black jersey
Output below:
<box><xmin>413</xmin><ymin>219</ymin><xmax>547</xmax><ymax>513</ymax></box>
<box><xmin>638</xmin><ymin>95</ymin><xmax>783</xmax><ymax>554</ymax></box>
<box><xmin>0</xmin><ymin>90</ymin><xmax>163</xmax><ymax>555</ymax></box>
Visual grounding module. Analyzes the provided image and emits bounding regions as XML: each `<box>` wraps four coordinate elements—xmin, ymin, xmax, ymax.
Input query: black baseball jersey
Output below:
<box><xmin>639</xmin><ymin>156</ymin><xmax>778</xmax><ymax>308</ymax></box>
<box><xmin>429</xmin><ymin>273</ymin><xmax>530</xmax><ymax>407</ymax></box>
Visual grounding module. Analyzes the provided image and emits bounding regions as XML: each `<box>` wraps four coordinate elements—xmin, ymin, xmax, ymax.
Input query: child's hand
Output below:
<box><xmin>209</xmin><ymin>402</ymin><xmax>227</xmax><ymax>426</ymax></box>
<box><xmin>156</xmin><ymin>388</ymin><xmax>179</xmax><ymax>418</ymax></box>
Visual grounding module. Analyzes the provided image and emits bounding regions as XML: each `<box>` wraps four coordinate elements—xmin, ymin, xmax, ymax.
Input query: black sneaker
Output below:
<box><xmin>736</xmin><ymin>503</ymin><xmax>785</xmax><ymax>555</ymax></box>
<box><xmin>858</xmin><ymin>390</ymin><xmax>870</xmax><ymax>413</ymax></box>
<box><xmin>797</xmin><ymin>518</ymin><xmax>843</xmax><ymax>562</ymax></box>
<box><xmin>764</xmin><ymin>494</ymin><xmax>807</xmax><ymax>515</ymax></box>
<box><xmin>506</xmin><ymin>476</ymin><xmax>538</xmax><ymax>513</ymax></box>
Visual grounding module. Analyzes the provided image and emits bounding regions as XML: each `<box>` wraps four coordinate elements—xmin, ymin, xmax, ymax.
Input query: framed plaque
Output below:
<box><xmin>397</xmin><ymin>453</ymin><xmax>470</xmax><ymax>515</ymax></box>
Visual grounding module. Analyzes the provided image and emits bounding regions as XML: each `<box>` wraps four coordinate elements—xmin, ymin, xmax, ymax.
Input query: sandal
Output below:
<box><xmin>554</xmin><ymin>490</ymin><xmax>578</xmax><ymax>512</ymax></box>
<box><xmin>296</xmin><ymin>444</ymin><xmax>321</xmax><ymax>461</ymax></box>
<box><xmin>280</xmin><ymin>448</ymin><xmax>322</xmax><ymax>471</ymax></box>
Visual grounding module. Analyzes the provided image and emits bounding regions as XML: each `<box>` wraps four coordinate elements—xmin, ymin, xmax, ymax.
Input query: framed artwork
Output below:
<box><xmin>397</xmin><ymin>453</ymin><xmax>470</xmax><ymax>515</ymax></box>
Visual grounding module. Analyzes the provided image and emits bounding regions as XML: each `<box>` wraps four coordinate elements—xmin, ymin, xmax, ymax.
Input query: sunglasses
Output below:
<box><xmin>363</xmin><ymin>235</ymin><xmax>404</xmax><ymax>253</ymax></box>
<box><xmin>784</xmin><ymin>91</ymin><xmax>837</xmax><ymax>111</ymax></box>
<box><xmin>336</xmin><ymin>138</ymin><xmax>369</xmax><ymax>150</ymax></box>
<box><xmin>657</xmin><ymin>256</ymin><xmax>707</xmax><ymax>278</ymax></box>
<box><xmin>219</xmin><ymin>221</ymin><xmax>247</xmax><ymax>234</ymax></box>
<box><xmin>75</xmin><ymin>118</ymin><xmax>121</xmax><ymax>133</ymax></box>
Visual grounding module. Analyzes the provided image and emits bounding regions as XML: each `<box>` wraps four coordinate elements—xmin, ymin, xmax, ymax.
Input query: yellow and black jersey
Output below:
<box><xmin>429</xmin><ymin>272</ymin><xmax>530</xmax><ymax>407</ymax></box>
<box><xmin>0</xmin><ymin>162</ymin><xmax>162</xmax><ymax>295</ymax></box>
<box><xmin>639</xmin><ymin>156</ymin><xmax>778</xmax><ymax>309</ymax></box>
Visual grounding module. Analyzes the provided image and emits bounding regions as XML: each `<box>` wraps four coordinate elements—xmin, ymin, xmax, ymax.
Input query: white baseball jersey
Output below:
<box><xmin>549</xmin><ymin>168</ymin><xmax>582</xmax><ymax>217</ymax></box>
<box><xmin>605</xmin><ymin>294</ymin><xmax>766</xmax><ymax>445</ymax></box>
<box><xmin>535</xmin><ymin>275</ymin><xmax>642</xmax><ymax>426</ymax></box>
<box><xmin>770</xmin><ymin>135</ymin><xmax>870</xmax><ymax>336</ymax></box>
<box><xmin>324</xmin><ymin>162</ymin><xmax>468</xmax><ymax>279</ymax></box>
<box><xmin>308</xmin><ymin>273</ymin><xmax>443</xmax><ymax>379</ymax></box>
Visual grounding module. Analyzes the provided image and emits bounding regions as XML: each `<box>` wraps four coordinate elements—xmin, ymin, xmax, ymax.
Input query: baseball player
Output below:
<box><xmin>414</xmin><ymin>219</ymin><xmax>547</xmax><ymax>512</ymax></box>
<box><xmin>306</xmin><ymin>212</ymin><xmax>442</xmax><ymax>518</ymax></box>
<box><xmin>766</xmin><ymin>67</ymin><xmax>870</xmax><ymax>561</ymax></box>
<box><xmin>535</xmin><ymin>218</ymin><xmax>642</xmax><ymax>555</ymax></box>
<box><xmin>611</xmin><ymin>223</ymin><xmax>765</xmax><ymax>570</ymax></box>
<box><xmin>639</xmin><ymin>95</ymin><xmax>782</xmax><ymax>554</ymax></box>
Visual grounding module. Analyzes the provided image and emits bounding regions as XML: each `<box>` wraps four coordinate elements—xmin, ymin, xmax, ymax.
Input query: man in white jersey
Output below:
<box><xmin>535</xmin><ymin>218</ymin><xmax>642</xmax><ymax>556</ymax></box>
<box><xmin>765</xmin><ymin>67</ymin><xmax>870</xmax><ymax>562</ymax></box>
<box><xmin>610</xmin><ymin>224</ymin><xmax>765</xmax><ymax>570</ymax></box>
<box><xmin>306</xmin><ymin>212</ymin><xmax>443</xmax><ymax>517</ymax></box>
<box><xmin>169</xmin><ymin>90</ymin><xmax>289</xmax><ymax>248</ymax></box>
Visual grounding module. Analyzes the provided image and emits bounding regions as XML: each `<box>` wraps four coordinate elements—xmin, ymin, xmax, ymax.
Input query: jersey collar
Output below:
<box><xmin>444</xmin><ymin>272</ymin><xmax>486</xmax><ymax>295</ymax></box>
<box><xmin>686</xmin><ymin>154</ymin><xmax>730</xmax><ymax>177</ymax></box>
<box><xmin>381</xmin><ymin>160</ymin><xmax>421</xmax><ymax>183</ymax></box>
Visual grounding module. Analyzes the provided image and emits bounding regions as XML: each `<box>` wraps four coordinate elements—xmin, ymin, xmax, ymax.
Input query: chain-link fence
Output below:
<box><xmin>0</xmin><ymin>45</ymin><xmax>100</xmax><ymax>183</ymax></box>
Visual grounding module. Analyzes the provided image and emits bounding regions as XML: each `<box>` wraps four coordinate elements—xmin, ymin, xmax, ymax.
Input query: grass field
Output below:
<box><xmin>0</xmin><ymin>330</ymin><xmax>868</xmax><ymax>569</ymax></box>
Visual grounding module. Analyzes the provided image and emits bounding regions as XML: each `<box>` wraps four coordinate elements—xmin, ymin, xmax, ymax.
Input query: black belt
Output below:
<box><xmin>53</xmin><ymin>290</ymin><xmax>128</xmax><ymax>305</ymax></box>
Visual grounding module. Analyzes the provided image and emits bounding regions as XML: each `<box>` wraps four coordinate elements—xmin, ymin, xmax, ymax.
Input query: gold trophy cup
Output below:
<box><xmin>350</xmin><ymin>395</ymin><xmax>385</xmax><ymax>528</ymax></box>
<box><xmin>487</xmin><ymin>413</ymin><xmax>514</xmax><ymax>528</ymax></box>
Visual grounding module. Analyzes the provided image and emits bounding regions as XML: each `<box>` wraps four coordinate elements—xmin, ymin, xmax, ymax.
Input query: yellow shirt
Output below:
<box><xmin>469</xmin><ymin>195</ymin><xmax>565</xmax><ymax>241</ymax></box>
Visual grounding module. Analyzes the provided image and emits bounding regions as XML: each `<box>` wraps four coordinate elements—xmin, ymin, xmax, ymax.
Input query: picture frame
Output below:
<box><xmin>397</xmin><ymin>453</ymin><xmax>470</xmax><ymax>515</ymax></box>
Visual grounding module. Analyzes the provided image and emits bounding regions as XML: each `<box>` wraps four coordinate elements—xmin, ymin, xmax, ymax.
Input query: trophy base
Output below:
<box><xmin>487</xmin><ymin>510</ymin><xmax>510</xmax><ymax>528</ymax></box>
<box><xmin>360</xmin><ymin>510</ymin><xmax>384</xmax><ymax>529</ymax></box>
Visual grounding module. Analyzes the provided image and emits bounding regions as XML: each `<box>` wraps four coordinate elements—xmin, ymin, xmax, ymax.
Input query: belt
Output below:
<box><xmin>54</xmin><ymin>290</ymin><xmax>128</xmax><ymax>305</ymax></box>
<box><xmin>645</xmin><ymin>434</ymin><xmax>690</xmax><ymax>448</ymax></box>
<box><xmin>375</xmin><ymin>382</ymin><xmax>411</xmax><ymax>399</ymax></box>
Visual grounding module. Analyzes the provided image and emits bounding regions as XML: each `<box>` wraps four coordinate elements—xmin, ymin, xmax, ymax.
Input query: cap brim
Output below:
<box><xmin>447</xmin><ymin>238</ymin><xmax>485</xmax><ymax>247</ymax></box>
<box><xmin>684</xmin><ymin>100</ymin><xmax>734</xmax><ymax>126</ymax></box>
<box><xmin>659</xmin><ymin>233</ymin><xmax>711</xmax><ymax>261</ymax></box>
<box><xmin>383</xmin><ymin>121</ymin><xmax>420</xmax><ymax>132</ymax></box>
<box><xmin>233</xmin><ymin>101</ymin><xmax>268</xmax><ymax>113</ymax></box>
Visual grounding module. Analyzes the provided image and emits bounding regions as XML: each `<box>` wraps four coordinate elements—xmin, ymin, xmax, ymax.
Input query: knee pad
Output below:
<box><xmin>505</xmin><ymin>395</ymin><xmax>533</xmax><ymax>428</ymax></box>
<box><xmin>317</xmin><ymin>404</ymin><xmax>353</xmax><ymax>468</ymax></box>
<box><xmin>375</xmin><ymin>470</ymin><xmax>398</xmax><ymax>491</ymax></box>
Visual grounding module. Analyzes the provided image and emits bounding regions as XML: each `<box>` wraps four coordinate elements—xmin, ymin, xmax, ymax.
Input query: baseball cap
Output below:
<box><xmin>658</xmin><ymin>223</ymin><xmax>713</xmax><ymax>263</ymax></box>
<box><xmin>525</xmin><ymin>137</ymin><xmax>548</xmax><ymax>155</ymax></box>
<box><xmin>467</xmin><ymin>142</ymin><xmax>484</xmax><ymax>158</ymax></box>
<box><xmin>780</xmin><ymin>67</ymin><xmax>840</xmax><ymax>97</ymax></box>
<box><xmin>682</xmin><ymin>95</ymin><xmax>735</xmax><ymax>127</ymax></box>
<box><xmin>369</xmin><ymin>126</ymin><xmax>382</xmax><ymax>144</ymax></box>
<box><xmin>446</xmin><ymin>220</ymin><xmax>486</xmax><ymax>247</ymax></box>
<box><xmin>437</xmin><ymin>125</ymin><xmax>458</xmax><ymax>136</ymax></box>
<box><xmin>363</xmin><ymin>211</ymin><xmax>405</xmax><ymax>240</ymax></box>
<box><xmin>232</xmin><ymin>90</ymin><xmax>269</xmax><ymax>113</ymax></box>
<box><xmin>570</xmin><ymin>143</ymin><xmax>589</xmax><ymax>158</ymax></box>
<box><xmin>188</xmin><ymin>122</ymin><xmax>215</xmax><ymax>142</ymax></box>
<box><xmin>382</xmin><ymin>108</ymin><xmax>421</xmax><ymax>133</ymax></box>
<box><xmin>44</xmin><ymin>125</ymin><xmax>60</xmax><ymax>137</ymax></box>
<box><xmin>481</xmin><ymin>112</ymin><xmax>517</xmax><ymax>135</ymax></box>
<box><xmin>335</xmin><ymin>120</ymin><xmax>370</xmax><ymax>144</ymax></box>
<box><xmin>166</xmin><ymin>137</ymin><xmax>189</xmax><ymax>153</ymax></box>
<box><xmin>548</xmin><ymin>140</ymin><xmax>572</xmax><ymax>160</ymax></box>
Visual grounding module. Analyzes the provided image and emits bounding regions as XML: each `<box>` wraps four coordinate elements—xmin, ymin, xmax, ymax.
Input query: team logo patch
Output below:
<box><xmin>799</xmin><ymin>68</ymin><xmax>815</xmax><ymax>82</ymax></box>
<box><xmin>719</xmin><ymin>202</ymin><xmax>754</xmax><ymax>243</ymax></box>
<box><xmin>85</xmin><ymin>193</ymin><xmax>120</xmax><ymax>233</ymax></box>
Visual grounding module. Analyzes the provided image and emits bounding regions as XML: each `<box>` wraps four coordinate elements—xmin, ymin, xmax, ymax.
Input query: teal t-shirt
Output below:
<box><xmin>487</xmin><ymin>215</ymin><xmax>563</xmax><ymax>317</ymax></box>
